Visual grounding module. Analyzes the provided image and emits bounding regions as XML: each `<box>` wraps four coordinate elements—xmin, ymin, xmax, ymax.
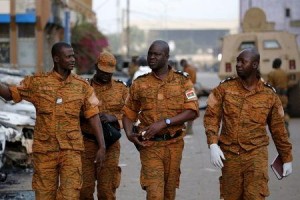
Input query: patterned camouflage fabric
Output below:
<box><xmin>183</xmin><ymin>65</ymin><xmax>197</xmax><ymax>84</ymax></box>
<box><xmin>123</xmin><ymin>68</ymin><xmax>199</xmax><ymax>200</ymax></box>
<box><xmin>9</xmin><ymin>70</ymin><xmax>99</xmax><ymax>200</ymax></box>
<box><xmin>204</xmin><ymin>77</ymin><xmax>293</xmax><ymax>199</ymax></box>
<box><xmin>80</xmin><ymin>79</ymin><xmax>128</xmax><ymax>200</ymax></box>
<box><xmin>268</xmin><ymin>68</ymin><xmax>288</xmax><ymax>108</ymax></box>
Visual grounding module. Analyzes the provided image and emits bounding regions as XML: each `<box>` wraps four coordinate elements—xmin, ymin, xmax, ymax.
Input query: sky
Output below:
<box><xmin>93</xmin><ymin>0</ymin><xmax>239</xmax><ymax>34</ymax></box>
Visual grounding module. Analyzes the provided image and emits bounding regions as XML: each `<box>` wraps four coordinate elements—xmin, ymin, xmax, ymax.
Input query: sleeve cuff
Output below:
<box><xmin>9</xmin><ymin>86</ymin><xmax>22</xmax><ymax>103</ymax></box>
<box><xmin>208</xmin><ymin>136</ymin><xmax>219</xmax><ymax>145</ymax></box>
<box><xmin>84</xmin><ymin>107</ymin><xmax>99</xmax><ymax>119</ymax></box>
<box><xmin>183</xmin><ymin>101</ymin><xmax>199</xmax><ymax>117</ymax></box>
<box><xmin>122</xmin><ymin>106</ymin><xmax>138</xmax><ymax>122</ymax></box>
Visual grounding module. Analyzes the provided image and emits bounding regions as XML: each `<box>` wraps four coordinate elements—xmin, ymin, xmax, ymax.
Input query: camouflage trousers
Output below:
<box><xmin>139</xmin><ymin>138</ymin><xmax>184</xmax><ymax>200</ymax></box>
<box><xmin>220</xmin><ymin>146</ymin><xmax>269</xmax><ymax>200</ymax></box>
<box><xmin>80</xmin><ymin>138</ymin><xmax>121</xmax><ymax>200</ymax></box>
<box><xmin>32</xmin><ymin>150</ymin><xmax>82</xmax><ymax>200</ymax></box>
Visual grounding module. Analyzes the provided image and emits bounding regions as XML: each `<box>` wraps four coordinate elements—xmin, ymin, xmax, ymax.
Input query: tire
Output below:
<box><xmin>288</xmin><ymin>81</ymin><xmax>300</xmax><ymax>117</ymax></box>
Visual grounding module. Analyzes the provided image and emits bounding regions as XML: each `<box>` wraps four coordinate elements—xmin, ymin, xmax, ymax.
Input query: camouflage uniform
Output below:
<box><xmin>123</xmin><ymin>68</ymin><xmax>199</xmax><ymax>200</ymax></box>
<box><xmin>183</xmin><ymin>64</ymin><xmax>197</xmax><ymax>135</ymax></box>
<box><xmin>268</xmin><ymin>68</ymin><xmax>290</xmax><ymax>135</ymax></box>
<box><xmin>183</xmin><ymin>65</ymin><xmax>197</xmax><ymax>84</ymax></box>
<box><xmin>9</xmin><ymin>70</ymin><xmax>99</xmax><ymax>200</ymax></box>
<box><xmin>80</xmin><ymin>79</ymin><xmax>128</xmax><ymax>200</ymax></box>
<box><xmin>204</xmin><ymin>77</ymin><xmax>292</xmax><ymax>200</ymax></box>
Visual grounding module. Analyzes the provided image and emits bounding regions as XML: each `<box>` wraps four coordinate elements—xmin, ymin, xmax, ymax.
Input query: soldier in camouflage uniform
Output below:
<box><xmin>180</xmin><ymin>59</ymin><xmax>197</xmax><ymax>135</ymax></box>
<box><xmin>268</xmin><ymin>58</ymin><xmax>290</xmax><ymax>136</ymax></box>
<box><xmin>204</xmin><ymin>48</ymin><xmax>293</xmax><ymax>200</ymax></box>
<box><xmin>0</xmin><ymin>42</ymin><xmax>106</xmax><ymax>200</ymax></box>
<box><xmin>80</xmin><ymin>51</ymin><xmax>128</xmax><ymax>200</ymax></box>
<box><xmin>122</xmin><ymin>40</ymin><xmax>199</xmax><ymax>200</ymax></box>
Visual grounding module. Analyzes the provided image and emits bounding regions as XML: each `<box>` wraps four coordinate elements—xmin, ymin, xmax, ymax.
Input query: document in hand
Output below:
<box><xmin>270</xmin><ymin>154</ymin><xmax>283</xmax><ymax>180</ymax></box>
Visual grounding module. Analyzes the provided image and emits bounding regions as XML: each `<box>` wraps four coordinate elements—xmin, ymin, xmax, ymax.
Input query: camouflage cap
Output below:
<box><xmin>97</xmin><ymin>51</ymin><xmax>116</xmax><ymax>73</ymax></box>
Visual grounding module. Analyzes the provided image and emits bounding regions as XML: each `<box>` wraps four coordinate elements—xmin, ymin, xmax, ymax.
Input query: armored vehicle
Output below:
<box><xmin>219</xmin><ymin>8</ymin><xmax>300</xmax><ymax>117</ymax></box>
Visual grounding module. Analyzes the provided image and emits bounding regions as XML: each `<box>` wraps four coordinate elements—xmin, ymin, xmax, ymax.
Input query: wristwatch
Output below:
<box><xmin>164</xmin><ymin>118</ymin><xmax>171</xmax><ymax>126</ymax></box>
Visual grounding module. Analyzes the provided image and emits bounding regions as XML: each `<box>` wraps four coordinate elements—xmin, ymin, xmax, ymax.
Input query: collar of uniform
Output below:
<box><xmin>51</xmin><ymin>70</ymin><xmax>73</xmax><ymax>83</ymax></box>
<box><xmin>151</xmin><ymin>66</ymin><xmax>173</xmax><ymax>82</ymax></box>
<box><xmin>237</xmin><ymin>77</ymin><xmax>265</xmax><ymax>94</ymax></box>
<box><xmin>91</xmin><ymin>78</ymin><xmax>113</xmax><ymax>90</ymax></box>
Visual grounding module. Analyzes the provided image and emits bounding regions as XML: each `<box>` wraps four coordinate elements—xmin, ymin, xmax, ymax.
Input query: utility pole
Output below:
<box><xmin>126</xmin><ymin>0</ymin><xmax>130</xmax><ymax>58</ymax></box>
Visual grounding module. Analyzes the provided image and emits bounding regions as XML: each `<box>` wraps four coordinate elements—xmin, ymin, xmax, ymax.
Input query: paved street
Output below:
<box><xmin>0</xmin><ymin>110</ymin><xmax>299</xmax><ymax>200</ymax></box>
<box><xmin>117</xmin><ymin>110</ymin><xmax>300</xmax><ymax>200</ymax></box>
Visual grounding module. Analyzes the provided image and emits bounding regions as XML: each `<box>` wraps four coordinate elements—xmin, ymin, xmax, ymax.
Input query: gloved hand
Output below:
<box><xmin>283</xmin><ymin>162</ymin><xmax>292</xmax><ymax>177</ymax></box>
<box><xmin>210</xmin><ymin>144</ymin><xmax>225</xmax><ymax>168</ymax></box>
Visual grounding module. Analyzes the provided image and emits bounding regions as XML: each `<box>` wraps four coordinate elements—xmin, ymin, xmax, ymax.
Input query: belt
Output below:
<box><xmin>150</xmin><ymin>130</ymin><xmax>182</xmax><ymax>141</ymax></box>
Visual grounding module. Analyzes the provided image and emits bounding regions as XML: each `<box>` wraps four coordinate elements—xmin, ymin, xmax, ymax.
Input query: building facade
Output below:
<box><xmin>0</xmin><ymin>0</ymin><xmax>96</xmax><ymax>73</ymax></box>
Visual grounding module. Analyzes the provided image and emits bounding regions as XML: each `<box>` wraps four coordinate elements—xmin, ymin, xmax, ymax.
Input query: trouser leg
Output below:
<box><xmin>97</xmin><ymin>141</ymin><xmax>121</xmax><ymax>200</ymax></box>
<box><xmin>80</xmin><ymin>139</ymin><xmax>98</xmax><ymax>200</ymax></box>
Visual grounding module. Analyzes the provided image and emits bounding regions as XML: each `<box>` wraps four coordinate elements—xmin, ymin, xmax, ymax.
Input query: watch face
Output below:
<box><xmin>166</xmin><ymin>119</ymin><xmax>171</xmax><ymax>125</ymax></box>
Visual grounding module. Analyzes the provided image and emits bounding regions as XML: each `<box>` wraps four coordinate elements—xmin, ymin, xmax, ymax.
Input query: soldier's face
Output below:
<box><xmin>236</xmin><ymin>51</ymin><xmax>256</xmax><ymax>79</ymax></box>
<box><xmin>56</xmin><ymin>47</ymin><xmax>75</xmax><ymax>71</ymax></box>
<box><xmin>94</xmin><ymin>68</ymin><xmax>113</xmax><ymax>83</ymax></box>
<box><xmin>147</xmin><ymin>44</ymin><xmax>168</xmax><ymax>71</ymax></box>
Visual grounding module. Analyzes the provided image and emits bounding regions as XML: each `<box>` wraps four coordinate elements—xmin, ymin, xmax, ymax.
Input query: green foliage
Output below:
<box><xmin>71</xmin><ymin>23</ymin><xmax>109</xmax><ymax>74</ymax></box>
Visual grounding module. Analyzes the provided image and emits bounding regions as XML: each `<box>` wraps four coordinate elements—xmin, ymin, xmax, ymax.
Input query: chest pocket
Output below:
<box><xmin>65</xmin><ymin>96</ymin><xmax>83</xmax><ymax>117</ymax></box>
<box><xmin>165</xmin><ymin>86</ymin><xmax>184</xmax><ymax>110</ymax></box>
<box><xmin>139</xmin><ymin>89</ymin><xmax>156</xmax><ymax>110</ymax></box>
<box><xmin>37</xmin><ymin>93</ymin><xmax>54</xmax><ymax>114</ymax></box>
<box><xmin>223</xmin><ymin>94</ymin><xmax>241</xmax><ymax>118</ymax></box>
<box><xmin>249</xmin><ymin>104</ymin><xmax>270</xmax><ymax>124</ymax></box>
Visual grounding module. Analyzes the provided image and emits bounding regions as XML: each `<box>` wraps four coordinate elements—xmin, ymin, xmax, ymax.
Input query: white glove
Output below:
<box><xmin>283</xmin><ymin>162</ymin><xmax>292</xmax><ymax>177</ymax></box>
<box><xmin>210</xmin><ymin>144</ymin><xmax>225</xmax><ymax>168</ymax></box>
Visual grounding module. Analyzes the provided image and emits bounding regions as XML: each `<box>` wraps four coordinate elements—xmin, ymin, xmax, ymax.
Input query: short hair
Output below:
<box><xmin>137</xmin><ymin>56</ymin><xmax>147</xmax><ymax>66</ymax></box>
<box><xmin>51</xmin><ymin>42</ymin><xmax>72</xmax><ymax>57</ymax></box>
<box><xmin>151</xmin><ymin>40</ymin><xmax>169</xmax><ymax>55</ymax></box>
<box><xmin>273</xmin><ymin>58</ymin><xmax>282</xmax><ymax>69</ymax></box>
<box><xmin>180</xmin><ymin>59</ymin><xmax>187</xmax><ymax>66</ymax></box>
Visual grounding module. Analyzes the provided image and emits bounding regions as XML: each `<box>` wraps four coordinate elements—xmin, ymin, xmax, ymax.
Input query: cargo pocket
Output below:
<box><xmin>113</xmin><ymin>166</ymin><xmax>122</xmax><ymax>189</ymax></box>
<box><xmin>259</xmin><ymin>172</ymin><xmax>270</xmax><ymax>197</ymax></box>
<box><xmin>67</xmin><ymin>130</ymin><xmax>83</xmax><ymax>149</ymax></box>
<box><xmin>249</xmin><ymin>104</ymin><xmax>270</xmax><ymax>124</ymax></box>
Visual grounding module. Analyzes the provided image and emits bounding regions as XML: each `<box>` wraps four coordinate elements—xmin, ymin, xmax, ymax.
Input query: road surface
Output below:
<box><xmin>0</xmin><ymin>110</ymin><xmax>299</xmax><ymax>200</ymax></box>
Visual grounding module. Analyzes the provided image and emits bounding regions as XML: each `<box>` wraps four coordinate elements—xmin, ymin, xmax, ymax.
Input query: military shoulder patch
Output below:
<box><xmin>115</xmin><ymin>79</ymin><xmax>127</xmax><ymax>86</ymax></box>
<box><xmin>175</xmin><ymin>70</ymin><xmax>189</xmax><ymax>78</ymax></box>
<box><xmin>264</xmin><ymin>82</ymin><xmax>276</xmax><ymax>93</ymax></box>
<box><xmin>185</xmin><ymin>88</ymin><xmax>197</xmax><ymax>100</ymax></box>
<box><xmin>220</xmin><ymin>76</ymin><xmax>236</xmax><ymax>84</ymax></box>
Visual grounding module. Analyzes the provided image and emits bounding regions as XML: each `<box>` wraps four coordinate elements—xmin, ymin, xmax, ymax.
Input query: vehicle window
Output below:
<box><xmin>239</xmin><ymin>41</ymin><xmax>255</xmax><ymax>50</ymax></box>
<box><xmin>263</xmin><ymin>40</ymin><xmax>280</xmax><ymax>49</ymax></box>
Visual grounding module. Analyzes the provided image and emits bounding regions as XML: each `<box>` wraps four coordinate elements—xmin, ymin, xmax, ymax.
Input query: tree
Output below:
<box><xmin>71</xmin><ymin>23</ymin><xmax>109</xmax><ymax>74</ymax></box>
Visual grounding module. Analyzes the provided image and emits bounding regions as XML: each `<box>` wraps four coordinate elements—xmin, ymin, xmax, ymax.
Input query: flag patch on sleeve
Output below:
<box><xmin>185</xmin><ymin>88</ymin><xmax>197</xmax><ymax>100</ymax></box>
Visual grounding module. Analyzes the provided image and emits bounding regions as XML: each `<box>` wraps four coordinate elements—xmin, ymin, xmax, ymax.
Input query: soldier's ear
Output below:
<box><xmin>53</xmin><ymin>55</ymin><xmax>59</xmax><ymax>63</ymax></box>
<box><xmin>252</xmin><ymin>61</ymin><xmax>259</xmax><ymax>69</ymax></box>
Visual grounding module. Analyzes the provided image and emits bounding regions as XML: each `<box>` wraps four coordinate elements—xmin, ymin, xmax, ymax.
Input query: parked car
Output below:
<box><xmin>196</xmin><ymin>72</ymin><xmax>220</xmax><ymax>110</ymax></box>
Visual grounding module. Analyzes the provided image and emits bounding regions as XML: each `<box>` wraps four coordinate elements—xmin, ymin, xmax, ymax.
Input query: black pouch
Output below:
<box><xmin>82</xmin><ymin>122</ymin><xmax>121</xmax><ymax>149</ymax></box>
<box><xmin>102</xmin><ymin>122</ymin><xmax>122</xmax><ymax>148</ymax></box>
